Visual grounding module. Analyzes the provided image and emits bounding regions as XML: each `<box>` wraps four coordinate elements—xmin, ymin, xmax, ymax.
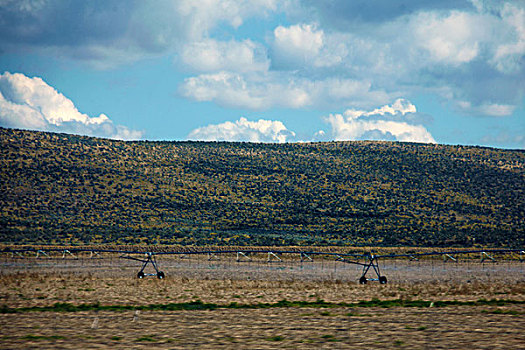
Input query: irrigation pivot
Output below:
<box><xmin>2</xmin><ymin>247</ymin><xmax>523</xmax><ymax>283</ymax></box>
<box><xmin>119</xmin><ymin>252</ymin><xmax>165</xmax><ymax>279</ymax></box>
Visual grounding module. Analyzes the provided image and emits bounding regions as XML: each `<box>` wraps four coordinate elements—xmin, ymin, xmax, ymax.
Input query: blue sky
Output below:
<box><xmin>0</xmin><ymin>0</ymin><xmax>523</xmax><ymax>148</ymax></box>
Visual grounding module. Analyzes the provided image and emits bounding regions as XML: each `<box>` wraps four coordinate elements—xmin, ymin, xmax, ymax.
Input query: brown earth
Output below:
<box><xmin>0</xmin><ymin>256</ymin><xmax>524</xmax><ymax>349</ymax></box>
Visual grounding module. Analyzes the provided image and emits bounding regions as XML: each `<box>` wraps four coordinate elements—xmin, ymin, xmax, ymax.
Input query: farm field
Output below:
<box><xmin>0</xmin><ymin>255</ymin><xmax>524</xmax><ymax>349</ymax></box>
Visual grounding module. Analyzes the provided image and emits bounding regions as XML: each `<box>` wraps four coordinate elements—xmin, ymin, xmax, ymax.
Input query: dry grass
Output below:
<box><xmin>0</xmin><ymin>256</ymin><xmax>524</xmax><ymax>348</ymax></box>
<box><xmin>1</xmin><ymin>306</ymin><xmax>524</xmax><ymax>349</ymax></box>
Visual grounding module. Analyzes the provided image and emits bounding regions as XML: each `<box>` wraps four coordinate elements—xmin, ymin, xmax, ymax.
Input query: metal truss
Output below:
<box><xmin>120</xmin><ymin>252</ymin><xmax>165</xmax><ymax>279</ymax></box>
<box><xmin>2</xmin><ymin>247</ymin><xmax>523</xmax><ymax>283</ymax></box>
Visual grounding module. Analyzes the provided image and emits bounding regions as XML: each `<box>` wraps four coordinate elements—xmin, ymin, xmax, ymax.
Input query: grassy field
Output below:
<box><xmin>0</xmin><ymin>255</ymin><xmax>523</xmax><ymax>349</ymax></box>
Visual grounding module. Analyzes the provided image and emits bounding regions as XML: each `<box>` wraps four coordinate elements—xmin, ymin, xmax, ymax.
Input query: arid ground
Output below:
<box><xmin>0</xmin><ymin>255</ymin><xmax>524</xmax><ymax>349</ymax></box>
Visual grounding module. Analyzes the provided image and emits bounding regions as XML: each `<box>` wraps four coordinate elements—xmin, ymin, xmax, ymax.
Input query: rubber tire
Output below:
<box><xmin>359</xmin><ymin>276</ymin><xmax>367</xmax><ymax>284</ymax></box>
<box><xmin>379</xmin><ymin>276</ymin><xmax>387</xmax><ymax>284</ymax></box>
<box><xmin>157</xmin><ymin>271</ymin><xmax>165</xmax><ymax>279</ymax></box>
<box><xmin>137</xmin><ymin>271</ymin><xmax>145</xmax><ymax>279</ymax></box>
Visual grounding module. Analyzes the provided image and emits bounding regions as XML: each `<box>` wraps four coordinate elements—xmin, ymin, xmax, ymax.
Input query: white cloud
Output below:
<box><xmin>187</xmin><ymin>99</ymin><xmax>434</xmax><ymax>144</ymax></box>
<box><xmin>324</xmin><ymin>99</ymin><xmax>435</xmax><ymax>143</ymax></box>
<box><xmin>180</xmin><ymin>39</ymin><xmax>269</xmax><ymax>73</ymax></box>
<box><xmin>411</xmin><ymin>11</ymin><xmax>482</xmax><ymax>65</ymax></box>
<box><xmin>2</xmin><ymin>0</ymin><xmax>523</xmax><ymax>125</ymax></box>
<box><xmin>271</xmin><ymin>24</ymin><xmax>324</xmax><ymax>68</ymax></box>
<box><xmin>180</xmin><ymin>71</ymin><xmax>266</xmax><ymax>109</ymax></box>
<box><xmin>270</xmin><ymin>23</ymin><xmax>354</xmax><ymax>70</ymax></box>
<box><xmin>180</xmin><ymin>71</ymin><xmax>392</xmax><ymax>110</ymax></box>
<box><xmin>176</xmin><ymin>0</ymin><xmax>277</xmax><ymax>36</ymax></box>
<box><xmin>455</xmin><ymin>100</ymin><xmax>517</xmax><ymax>117</ymax></box>
<box><xmin>0</xmin><ymin>0</ymin><xmax>279</xmax><ymax>68</ymax></box>
<box><xmin>490</xmin><ymin>3</ymin><xmax>525</xmax><ymax>73</ymax></box>
<box><xmin>407</xmin><ymin>5</ymin><xmax>524</xmax><ymax>73</ymax></box>
<box><xmin>188</xmin><ymin>117</ymin><xmax>295</xmax><ymax>143</ymax></box>
<box><xmin>479</xmin><ymin>104</ymin><xmax>516</xmax><ymax>117</ymax></box>
<box><xmin>345</xmin><ymin>99</ymin><xmax>417</xmax><ymax>119</ymax></box>
<box><xmin>274</xmin><ymin>23</ymin><xmax>323</xmax><ymax>54</ymax></box>
<box><xmin>0</xmin><ymin>72</ymin><xmax>143</xmax><ymax>140</ymax></box>
<box><xmin>279</xmin><ymin>1</ymin><xmax>524</xmax><ymax>116</ymax></box>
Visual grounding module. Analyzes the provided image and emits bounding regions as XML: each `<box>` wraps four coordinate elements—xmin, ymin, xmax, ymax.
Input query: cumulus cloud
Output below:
<box><xmin>2</xmin><ymin>0</ymin><xmax>523</xmax><ymax>122</ymax></box>
<box><xmin>295</xmin><ymin>0</ymin><xmax>475</xmax><ymax>29</ymax></box>
<box><xmin>455</xmin><ymin>101</ymin><xmax>517</xmax><ymax>117</ymax></box>
<box><xmin>489</xmin><ymin>3</ymin><xmax>525</xmax><ymax>73</ymax></box>
<box><xmin>260</xmin><ymin>3</ymin><xmax>523</xmax><ymax>115</ymax></box>
<box><xmin>402</xmin><ymin>5</ymin><xmax>523</xmax><ymax>72</ymax></box>
<box><xmin>180</xmin><ymin>71</ymin><xmax>392</xmax><ymax>110</ymax></box>
<box><xmin>0</xmin><ymin>0</ymin><xmax>278</xmax><ymax>67</ymax></box>
<box><xmin>176</xmin><ymin>0</ymin><xmax>277</xmax><ymax>36</ymax></box>
<box><xmin>188</xmin><ymin>99</ymin><xmax>435</xmax><ymax>144</ymax></box>
<box><xmin>270</xmin><ymin>23</ymin><xmax>352</xmax><ymax>70</ymax></box>
<box><xmin>271</xmin><ymin>24</ymin><xmax>324</xmax><ymax>69</ymax></box>
<box><xmin>180</xmin><ymin>72</ymin><xmax>267</xmax><ymax>109</ymax></box>
<box><xmin>0</xmin><ymin>72</ymin><xmax>143</xmax><ymax>140</ymax></box>
<box><xmin>186</xmin><ymin>99</ymin><xmax>433</xmax><ymax>144</ymax></box>
<box><xmin>324</xmin><ymin>99</ymin><xmax>435</xmax><ymax>143</ymax></box>
<box><xmin>188</xmin><ymin>117</ymin><xmax>295</xmax><ymax>143</ymax></box>
<box><xmin>282</xmin><ymin>1</ymin><xmax>525</xmax><ymax>116</ymax></box>
<box><xmin>410</xmin><ymin>11</ymin><xmax>482</xmax><ymax>66</ymax></box>
<box><xmin>179</xmin><ymin>39</ymin><xmax>269</xmax><ymax>73</ymax></box>
<box><xmin>345</xmin><ymin>99</ymin><xmax>417</xmax><ymax>119</ymax></box>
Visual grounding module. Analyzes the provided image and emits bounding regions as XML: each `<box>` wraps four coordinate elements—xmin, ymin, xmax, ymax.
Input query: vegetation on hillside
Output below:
<box><xmin>0</xmin><ymin>127</ymin><xmax>523</xmax><ymax>247</ymax></box>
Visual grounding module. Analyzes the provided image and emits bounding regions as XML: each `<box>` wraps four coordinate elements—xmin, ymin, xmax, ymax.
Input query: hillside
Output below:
<box><xmin>0</xmin><ymin>127</ymin><xmax>523</xmax><ymax>247</ymax></box>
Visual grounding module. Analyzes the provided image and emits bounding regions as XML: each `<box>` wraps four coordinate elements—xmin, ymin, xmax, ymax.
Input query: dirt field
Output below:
<box><xmin>0</xmin><ymin>256</ymin><xmax>524</xmax><ymax>349</ymax></box>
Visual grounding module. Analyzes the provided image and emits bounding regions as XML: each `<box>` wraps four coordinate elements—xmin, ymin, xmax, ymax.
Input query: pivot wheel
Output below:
<box><xmin>359</xmin><ymin>276</ymin><xmax>367</xmax><ymax>284</ymax></box>
<box><xmin>379</xmin><ymin>276</ymin><xmax>387</xmax><ymax>284</ymax></box>
<box><xmin>157</xmin><ymin>271</ymin><xmax>165</xmax><ymax>279</ymax></box>
<box><xmin>137</xmin><ymin>271</ymin><xmax>145</xmax><ymax>279</ymax></box>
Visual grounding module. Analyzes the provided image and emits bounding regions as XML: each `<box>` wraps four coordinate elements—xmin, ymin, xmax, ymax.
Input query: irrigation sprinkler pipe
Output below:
<box><xmin>2</xmin><ymin>247</ymin><xmax>523</xmax><ymax>282</ymax></box>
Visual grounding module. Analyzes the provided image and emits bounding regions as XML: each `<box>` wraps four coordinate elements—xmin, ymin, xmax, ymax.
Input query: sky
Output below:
<box><xmin>0</xmin><ymin>0</ymin><xmax>523</xmax><ymax>149</ymax></box>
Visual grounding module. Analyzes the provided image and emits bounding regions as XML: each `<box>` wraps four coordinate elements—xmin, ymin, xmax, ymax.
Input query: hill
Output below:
<box><xmin>0</xmin><ymin>127</ymin><xmax>523</xmax><ymax>247</ymax></box>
